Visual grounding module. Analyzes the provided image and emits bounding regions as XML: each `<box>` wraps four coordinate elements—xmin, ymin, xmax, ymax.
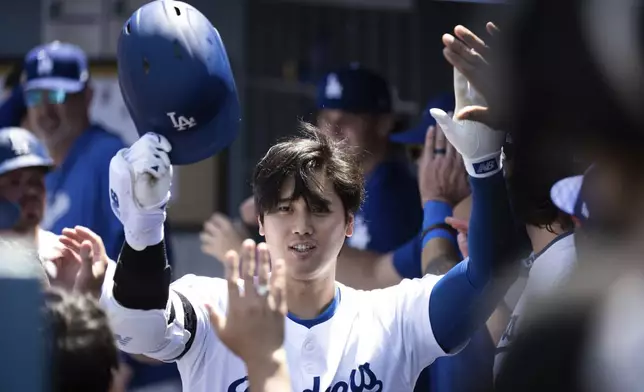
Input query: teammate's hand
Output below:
<box><xmin>418</xmin><ymin>125</ymin><xmax>470</xmax><ymax>206</ymax></box>
<box><xmin>445</xmin><ymin>217</ymin><xmax>469</xmax><ymax>258</ymax></box>
<box><xmin>46</xmin><ymin>240</ymin><xmax>81</xmax><ymax>292</ymax></box>
<box><xmin>58</xmin><ymin>226</ymin><xmax>109</xmax><ymax>298</ymax></box>
<box><xmin>200</xmin><ymin>212</ymin><xmax>245</xmax><ymax>262</ymax></box>
<box><xmin>430</xmin><ymin>69</ymin><xmax>506</xmax><ymax>178</ymax></box>
<box><xmin>207</xmin><ymin>239</ymin><xmax>287</xmax><ymax>368</ymax></box>
<box><xmin>442</xmin><ymin>23</ymin><xmax>500</xmax><ymax>112</ymax></box>
<box><xmin>109</xmin><ymin>132</ymin><xmax>172</xmax><ymax>250</ymax></box>
<box><xmin>239</xmin><ymin>196</ymin><xmax>258</xmax><ymax>227</ymax></box>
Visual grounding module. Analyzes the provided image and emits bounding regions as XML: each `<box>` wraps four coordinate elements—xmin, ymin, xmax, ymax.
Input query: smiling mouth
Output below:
<box><xmin>289</xmin><ymin>244</ymin><xmax>317</xmax><ymax>253</ymax></box>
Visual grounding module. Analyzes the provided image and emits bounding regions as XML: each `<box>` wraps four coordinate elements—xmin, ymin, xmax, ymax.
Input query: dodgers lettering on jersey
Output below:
<box><xmin>229</xmin><ymin>362</ymin><xmax>382</xmax><ymax>392</ymax></box>
<box><xmin>101</xmin><ymin>273</ymin><xmax>449</xmax><ymax>392</ymax></box>
<box><xmin>494</xmin><ymin>232</ymin><xmax>576</xmax><ymax>376</ymax></box>
<box><xmin>40</xmin><ymin>126</ymin><xmax>125</xmax><ymax>260</ymax></box>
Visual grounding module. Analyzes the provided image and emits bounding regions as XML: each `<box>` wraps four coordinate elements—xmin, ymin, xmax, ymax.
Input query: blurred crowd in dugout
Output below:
<box><xmin>2</xmin><ymin>0</ymin><xmax>644</xmax><ymax>391</ymax></box>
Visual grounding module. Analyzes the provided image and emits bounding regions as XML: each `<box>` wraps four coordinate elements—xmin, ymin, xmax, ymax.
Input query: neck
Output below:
<box><xmin>525</xmin><ymin>223</ymin><xmax>567</xmax><ymax>255</ymax></box>
<box><xmin>286</xmin><ymin>267</ymin><xmax>337</xmax><ymax>320</ymax></box>
<box><xmin>49</xmin><ymin>122</ymin><xmax>89</xmax><ymax>166</ymax></box>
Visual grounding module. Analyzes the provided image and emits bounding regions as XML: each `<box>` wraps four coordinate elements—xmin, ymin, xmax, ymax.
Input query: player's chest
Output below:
<box><xmin>220</xmin><ymin>337</ymin><xmax>405</xmax><ymax>392</ymax></box>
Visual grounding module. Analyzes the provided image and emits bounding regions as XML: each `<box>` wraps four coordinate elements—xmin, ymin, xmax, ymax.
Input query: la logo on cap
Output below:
<box><xmin>37</xmin><ymin>51</ymin><xmax>53</xmax><ymax>76</ymax></box>
<box><xmin>325</xmin><ymin>73</ymin><xmax>343</xmax><ymax>99</ymax></box>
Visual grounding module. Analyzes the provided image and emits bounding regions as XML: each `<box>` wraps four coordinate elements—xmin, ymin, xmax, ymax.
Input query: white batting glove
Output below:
<box><xmin>430</xmin><ymin>68</ymin><xmax>506</xmax><ymax>178</ymax></box>
<box><xmin>109</xmin><ymin>133</ymin><xmax>172</xmax><ymax>250</ymax></box>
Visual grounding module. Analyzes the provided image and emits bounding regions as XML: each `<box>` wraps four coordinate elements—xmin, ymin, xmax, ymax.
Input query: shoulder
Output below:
<box><xmin>338</xmin><ymin>274</ymin><xmax>442</xmax><ymax>315</ymax></box>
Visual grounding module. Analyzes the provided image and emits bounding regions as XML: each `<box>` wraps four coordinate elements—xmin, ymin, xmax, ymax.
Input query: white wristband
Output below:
<box><xmin>463</xmin><ymin>152</ymin><xmax>503</xmax><ymax>178</ymax></box>
<box><xmin>124</xmin><ymin>221</ymin><xmax>165</xmax><ymax>251</ymax></box>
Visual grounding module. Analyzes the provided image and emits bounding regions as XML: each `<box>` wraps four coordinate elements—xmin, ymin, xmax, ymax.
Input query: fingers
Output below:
<box><xmin>269</xmin><ymin>258</ymin><xmax>287</xmax><ymax>315</ymax></box>
<box><xmin>444</xmin><ymin>131</ymin><xmax>457</xmax><ymax>160</ymax></box>
<box><xmin>454</xmin><ymin>25</ymin><xmax>489</xmax><ymax>59</ymax></box>
<box><xmin>256</xmin><ymin>243</ymin><xmax>271</xmax><ymax>290</ymax></box>
<box><xmin>442</xmin><ymin>34</ymin><xmax>487</xmax><ymax>68</ymax></box>
<box><xmin>240</xmin><ymin>239</ymin><xmax>257</xmax><ymax>297</ymax></box>
<box><xmin>486</xmin><ymin>22</ymin><xmax>501</xmax><ymax>36</ymax></box>
<box><xmin>434</xmin><ymin>125</ymin><xmax>447</xmax><ymax>155</ymax></box>
<box><xmin>445</xmin><ymin>216</ymin><xmax>469</xmax><ymax>232</ymax></box>
<box><xmin>73</xmin><ymin>226</ymin><xmax>106</xmax><ymax>261</ymax></box>
<box><xmin>224</xmin><ymin>250</ymin><xmax>241</xmax><ymax>301</ymax></box>
<box><xmin>79</xmin><ymin>240</ymin><xmax>94</xmax><ymax>272</ymax></box>
<box><xmin>424</xmin><ymin>125</ymin><xmax>436</xmax><ymax>161</ymax></box>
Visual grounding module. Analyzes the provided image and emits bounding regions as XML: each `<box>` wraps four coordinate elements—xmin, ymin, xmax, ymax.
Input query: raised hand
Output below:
<box><xmin>417</xmin><ymin>125</ymin><xmax>470</xmax><ymax>206</ymax></box>
<box><xmin>200</xmin><ymin>213</ymin><xmax>245</xmax><ymax>262</ymax></box>
<box><xmin>430</xmin><ymin>69</ymin><xmax>506</xmax><ymax>179</ymax></box>
<box><xmin>207</xmin><ymin>239</ymin><xmax>287</xmax><ymax>369</ymax></box>
<box><xmin>55</xmin><ymin>226</ymin><xmax>110</xmax><ymax>298</ymax></box>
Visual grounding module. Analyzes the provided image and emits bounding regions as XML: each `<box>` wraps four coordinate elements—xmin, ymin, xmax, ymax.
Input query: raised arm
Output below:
<box><xmin>99</xmin><ymin>134</ymin><xmax>198</xmax><ymax>361</ymax></box>
<box><xmin>427</xmin><ymin>68</ymin><xmax>518</xmax><ymax>353</ymax></box>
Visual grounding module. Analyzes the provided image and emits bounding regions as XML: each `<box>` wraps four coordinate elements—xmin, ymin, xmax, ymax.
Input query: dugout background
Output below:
<box><xmin>0</xmin><ymin>0</ymin><xmax>507</xmax><ymax>277</ymax></box>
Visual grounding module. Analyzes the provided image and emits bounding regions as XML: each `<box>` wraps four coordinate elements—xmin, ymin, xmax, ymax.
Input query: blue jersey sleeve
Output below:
<box><xmin>428</xmin><ymin>326</ymin><xmax>495</xmax><ymax>392</ymax></box>
<box><xmin>428</xmin><ymin>172</ymin><xmax>518</xmax><ymax>352</ymax></box>
<box><xmin>392</xmin><ymin>233</ymin><xmax>423</xmax><ymax>279</ymax></box>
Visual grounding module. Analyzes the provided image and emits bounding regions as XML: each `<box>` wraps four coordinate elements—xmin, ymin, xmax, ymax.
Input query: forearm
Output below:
<box><xmin>421</xmin><ymin>200</ymin><xmax>460</xmax><ymax>275</ymax></box>
<box><xmin>429</xmin><ymin>172</ymin><xmax>517</xmax><ymax>352</ymax></box>
<box><xmin>336</xmin><ymin>245</ymin><xmax>400</xmax><ymax>290</ymax></box>
<box><xmin>113</xmin><ymin>240</ymin><xmax>171</xmax><ymax>309</ymax></box>
<box><xmin>246</xmin><ymin>350</ymin><xmax>291</xmax><ymax>392</ymax></box>
<box><xmin>422</xmin><ymin>237</ymin><xmax>460</xmax><ymax>275</ymax></box>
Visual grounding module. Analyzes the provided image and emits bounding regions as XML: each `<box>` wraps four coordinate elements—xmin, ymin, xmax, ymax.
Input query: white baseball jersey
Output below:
<box><xmin>101</xmin><ymin>273</ymin><xmax>454</xmax><ymax>392</ymax></box>
<box><xmin>494</xmin><ymin>232</ymin><xmax>576</xmax><ymax>376</ymax></box>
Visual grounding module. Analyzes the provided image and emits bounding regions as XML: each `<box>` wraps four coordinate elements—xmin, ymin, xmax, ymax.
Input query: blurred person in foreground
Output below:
<box><xmin>0</xmin><ymin>236</ymin><xmax>127</xmax><ymax>392</ymax></box>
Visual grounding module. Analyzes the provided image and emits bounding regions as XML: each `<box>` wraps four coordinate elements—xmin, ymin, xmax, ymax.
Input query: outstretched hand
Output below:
<box><xmin>57</xmin><ymin>226</ymin><xmax>110</xmax><ymax>298</ymax></box>
<box><xmin>207</xmin><ymin>239</ymin><xmax>288</xmax><ymax>368</ymax></box>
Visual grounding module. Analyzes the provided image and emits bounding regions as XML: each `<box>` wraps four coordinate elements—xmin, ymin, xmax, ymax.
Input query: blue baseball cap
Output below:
<box><xmin>23</xmin><ymin>41</ymin><xmax>89</xmax><ymax>93</ymax></box>
<box><xmin>316</xmin><ymin>64</ymin><xmax>391</xmax><ymax>114</ymax></box>
<box><xmin>390</xmin><ymin>94</ymin><xmax>455</xmax><ymax>144</ymax></box>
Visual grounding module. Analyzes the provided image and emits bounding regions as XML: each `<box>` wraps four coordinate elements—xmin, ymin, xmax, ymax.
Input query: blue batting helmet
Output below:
<box><xmin>117</xmin><ymin>0</ymin><xmax>240</xmax><ymax>165</ymax></box>
<box><xmin>0</xmin><ymin>127</ymin><xmax>54</xmax><ymax>230</ymax></box>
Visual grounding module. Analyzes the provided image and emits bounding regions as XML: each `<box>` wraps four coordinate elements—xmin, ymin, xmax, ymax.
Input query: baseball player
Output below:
<box><xmin>0</xmin><ymin>126</ymin><xmax>59</xmax><ymax>262</ymax></box>
<box><xmin>100</xmin><ymin>70</ymin><xmax>517</xmax><ymax>392</ymax></box>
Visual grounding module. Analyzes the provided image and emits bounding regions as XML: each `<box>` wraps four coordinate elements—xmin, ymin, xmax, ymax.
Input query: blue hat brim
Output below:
<box><xmin>24</xmin><ymin>78</ymin><xmax>85</xmax><ymax>93</ymax></box>
<box><xmin>389</xmin><ymin>123</ymin><xmax>430</xmax><ymax>145</ymax></box>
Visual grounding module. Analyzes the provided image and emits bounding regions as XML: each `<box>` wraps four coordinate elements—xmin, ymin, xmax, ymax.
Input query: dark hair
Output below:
<box><xmin>44</xmin><ymin>288</ymin><xmax>119</xmax><ymax>392</ymax></box>
<box><xmin>253</xmin><ymin>122</ymin><xmax>364</xmax><ymax>222</ymax></box>
<box><xmin>505</xmin><ymin>131</ymin><xmax>576</xmax><ymax>231</ymax></box>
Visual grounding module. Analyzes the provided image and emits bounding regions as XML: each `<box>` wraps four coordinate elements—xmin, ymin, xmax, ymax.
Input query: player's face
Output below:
<box><xmin>0</xmin><ymin>167</ymin><xmax>47</xmax><ymax>233</ymax></box>
<box><xmin>26</xmin><ymin>89</ymin><xmax>89</xmax><ymax>148</ymax></box>
<box><xmin>259</xmin><ymin>173</ymin><xmax>354</xmax><ymax>281</ymax></box>
<box><xmin>317</xmin><ymin>109</ymin><xmax>375</xmax><ymax>154</ymax></box>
